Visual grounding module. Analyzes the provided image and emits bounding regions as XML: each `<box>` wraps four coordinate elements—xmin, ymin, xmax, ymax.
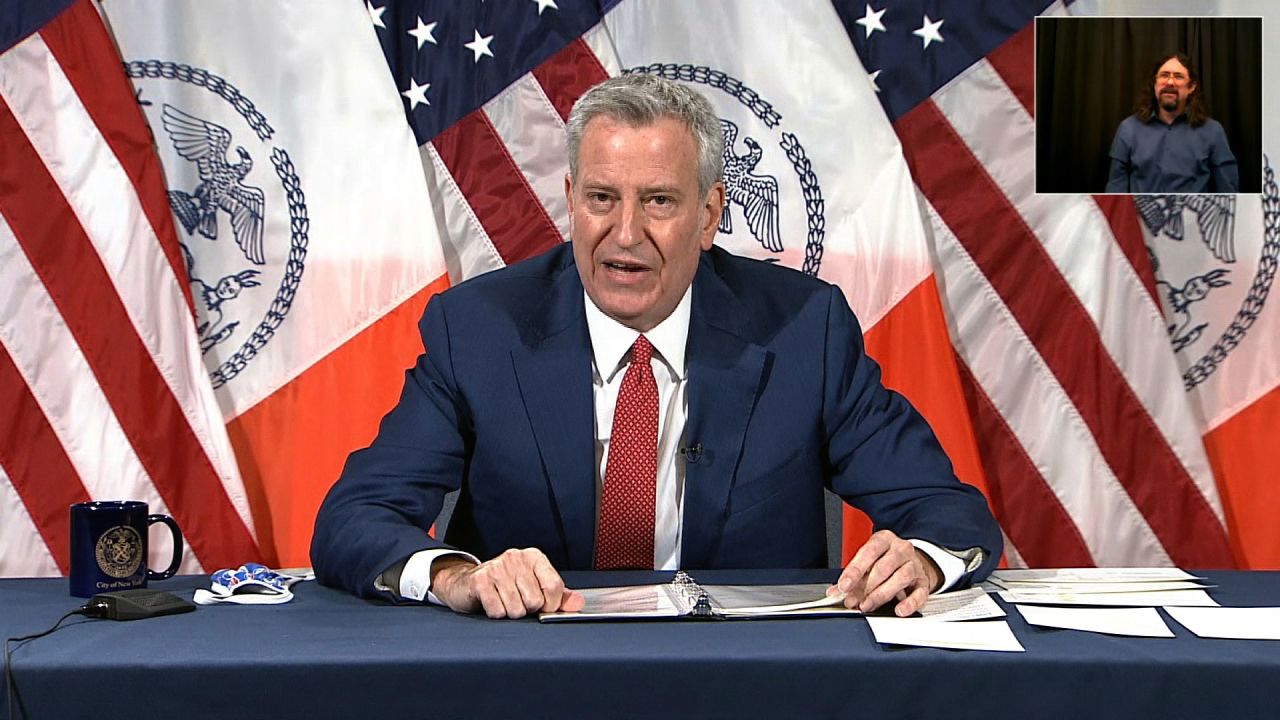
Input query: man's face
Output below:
<box><xmin>1154</xmin><ymin>57</ymin><xmax>1196</xmax><ymax>116</ymax></box>
<box><xmin>567</xmin><ymin>116</ymin><xmax>725</xmax><ymax>332</ymax></box>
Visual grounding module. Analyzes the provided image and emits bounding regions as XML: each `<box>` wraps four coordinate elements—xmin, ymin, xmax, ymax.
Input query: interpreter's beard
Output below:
<box><xmin>1159</xmin><ymin>90</ymin><xmax>1180</xmax><ymax>112</ymax></box>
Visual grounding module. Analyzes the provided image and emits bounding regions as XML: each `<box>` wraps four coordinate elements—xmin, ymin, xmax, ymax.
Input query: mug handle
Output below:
<box><xmin>146</xmin><ymin>514</ymin><xmax>184</xmax><ymax>581</ymax></box>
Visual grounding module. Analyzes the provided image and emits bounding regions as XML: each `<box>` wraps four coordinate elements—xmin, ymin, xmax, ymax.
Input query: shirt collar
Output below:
<box><xmin>1148</xmin><ymin>111</ymin><xmax>1189</xmax><ymax>126</ymax></box>
<box><xmin>583</xmin><ymin>286</ymin><xmax>692</xmax><ymax>383</ymax></box>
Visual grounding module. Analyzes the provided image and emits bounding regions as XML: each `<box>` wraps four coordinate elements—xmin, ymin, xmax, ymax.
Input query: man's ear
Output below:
<box><xmin>700</xmin><ymin>181</ymin><xmax>726</xmax><ymax>250</ymax></box>
<box><xmin>564</xmin><ymin>173</ymin><xmax>574</xmax><ymax>214</ymax></box>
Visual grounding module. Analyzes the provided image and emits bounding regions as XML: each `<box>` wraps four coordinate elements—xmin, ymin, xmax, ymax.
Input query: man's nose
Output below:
<box><xmin>615</xmin><ymin>199</ymin><xmax>645</xmax><ymax>247</ymax></box>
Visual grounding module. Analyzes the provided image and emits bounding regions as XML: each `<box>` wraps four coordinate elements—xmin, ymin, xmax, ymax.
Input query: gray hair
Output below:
<box><xmin>566</xmin><ymin>73</ymin><xmax>724</xmax><ymax>195</ymax></box>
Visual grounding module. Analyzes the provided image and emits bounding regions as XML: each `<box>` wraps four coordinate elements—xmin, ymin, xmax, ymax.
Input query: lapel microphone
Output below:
<box><xmin>679</xmin><ymin>442</ymin><xmax>703</xmax><ymax>463</ymax></box>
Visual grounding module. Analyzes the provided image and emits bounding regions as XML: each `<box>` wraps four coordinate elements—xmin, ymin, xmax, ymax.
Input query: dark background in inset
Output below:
<box><xmin>1036</xmin><ymin>17</ymin><xmax>1262</xmax><ymax>194</ymax></box>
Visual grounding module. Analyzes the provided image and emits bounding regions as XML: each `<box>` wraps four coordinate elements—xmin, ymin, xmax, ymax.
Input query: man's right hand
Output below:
<box><xmin>430</xmin><ymin>548</ymin><xmax>585</xmax><ymax>618</ymax></box>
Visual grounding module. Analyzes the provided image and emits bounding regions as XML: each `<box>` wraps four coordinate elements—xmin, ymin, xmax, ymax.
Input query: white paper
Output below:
<box><xmin>1165</xmin><ymin>607</ymin><xmax>1280</xmax><ymax>640</ymax></box>
<box><xmin>1016</xmin><ymin>605</ymin><xmax>1174</xmax><ymax>637</ymax></box>
<box><xmin>703</xmin><ymin>584</ymin><xmax>846</xmax><ymax>615</ymax></box>
<box><xmin>866</xmin><ymin>617</ymin><xmax>1025</xmax><ymax>652</ymax></box>
<box><xmin>999</xmin><ymin>589</ymin><xmax>1219</xmax><ymax>607</ymax></box>
<box><xmin>994</xmin><ymin>580</ymin><xmax>1210</xmax><ymax>594</ymax></box>
<box><xmin>568</xmin><ymin>584</ymin><xmax>683</xmax><ymax>618</ymax></box>
<box><xmin>991</xmin><ymin>568</ymin><xmax>1201</xmax><ymax>584</ymax></box>
<box><xmin>919</xmin><ymin>587</ymin><xmax>1006</xmax><ymax>621</ymax></box>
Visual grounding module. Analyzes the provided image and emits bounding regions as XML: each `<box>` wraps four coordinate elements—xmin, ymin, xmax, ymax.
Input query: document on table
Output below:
<box><xmin>866</xmin><ymin>617</ymin><xmax>1025</xmax><ymax>652</ymax></box>
<box><xmin>998</xmin><ymin>589</ymin><xmax>1219</xmax><ymax>607</ymax></box>
<box><xmin>991</xmin><ymin>580</ymin><xmax>1210</xmax><ymax>594</ymax></box>
<box><xmin>990</xmin><ymin>568</ymin><xmax>1203</xmax><ymax>584</ymax></box>
<box><xmin>1164</xmin><ymin>607</ymin><xmax>1280</xmax><ymax>640</ymax></box>
<box><xmin>918</xmin><ymin>587</ymin><xmax>1005</xmax><ymax>621</ymax></box>
<box><xmin>1015</xmin><ymin>605</ymin><xmax>1174</xmax><ymax>637</ymax></box>
<box><xmin>540</xmin><ymin>573</ymin><xmax>854</xmax><ymax>621</ymax></box>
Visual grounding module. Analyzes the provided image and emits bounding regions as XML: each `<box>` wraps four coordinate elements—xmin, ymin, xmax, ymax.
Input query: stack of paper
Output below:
<box><xmin>987</xmin><ymin>568</ymin><xmax>1218</xmax><ymax>608</ymax></box>
<box><xmin>986</xmin><ymin>568</ymin><xmax>1222</xmax><ymax>639</ymax></box>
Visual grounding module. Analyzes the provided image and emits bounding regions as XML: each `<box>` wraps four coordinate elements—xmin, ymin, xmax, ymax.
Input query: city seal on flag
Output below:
<box><xmin>1139</xmin><ymin>157</ymin><xmax>1279</xmax><ymax>390</ymax></box>
<box><xmin>124</xmin><ymin>59</ymin><xmax>310</xmax><ymax>389</ymax></box>
<box><xmin>626</xmin><ymin>64</ymin><xmax>825</xmax><ymax>278</ymax></box>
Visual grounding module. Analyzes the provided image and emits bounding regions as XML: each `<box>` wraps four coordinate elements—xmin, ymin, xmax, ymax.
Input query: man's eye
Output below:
<box><xmin>649</xmin><ymin>196</ymin><xmax>672</xmax><ymax>206</ymax></box>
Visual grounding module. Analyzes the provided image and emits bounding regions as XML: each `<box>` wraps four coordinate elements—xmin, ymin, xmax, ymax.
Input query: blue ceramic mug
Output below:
<box><xmin>68</xmin><ymin>501</ymin><xmax>183</xmax><ymax>597</ymax></box>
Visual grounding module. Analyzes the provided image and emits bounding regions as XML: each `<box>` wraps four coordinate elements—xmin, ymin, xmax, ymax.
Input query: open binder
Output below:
<box><xmin>539</xmin><ymin>571</ymin><xmax>859</xmax><ymax>622</ymax></box>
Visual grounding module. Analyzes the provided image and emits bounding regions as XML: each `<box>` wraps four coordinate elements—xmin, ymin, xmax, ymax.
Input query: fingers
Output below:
<box><xmin>892</xmin><ymin>583</ymin><xmax>932</xmax><ymax>618</ymax></box>
<box><xmin>836</xmin><ymin>531</ymin><xmax>890</xmax><ymax>594</ymax></box>
<box><xmin>836</xmin><ymin>530</ymin><xmax>932</xmax><ymax>615</ymax></box>
<box><xmin>447</xmin><ymin>548</ymin><xmax>575</xmax><ymax>619</ymax></box>
<box><xmin>860</xmin><ymin>562</ymin><xmax>919</xmax><ymax>614</ymax></box>
<box><xmin>560</xmin><ymin>588</ymin><xmax>586</xmax><ymax>612</ymax></box>
<box><xmin>531</xmin><ymin>553</ymin><xmax>571</xmax><ymax>610</ymax></box>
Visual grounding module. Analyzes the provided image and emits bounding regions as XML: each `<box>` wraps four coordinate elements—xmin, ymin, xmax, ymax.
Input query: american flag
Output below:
<box><xmin>841</xmin><ymin>0</ymin><xmax>1234</xmax><ymax>567</ymax></box>
<box><xmin>368</xmin><ymin>0</ymin><xmax>612</xmax><ymax>281</ymax></box>
<box><xmin>0</xmin><ymin>0</ymin><xmax>259</xmax><ymax>575</ymax></box>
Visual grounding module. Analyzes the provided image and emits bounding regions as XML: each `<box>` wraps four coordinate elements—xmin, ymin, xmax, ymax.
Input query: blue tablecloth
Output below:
<box><xmin>2</xmin><ymin>569</ymin><xmax>1278</xmax><ymax>719</ymax></box>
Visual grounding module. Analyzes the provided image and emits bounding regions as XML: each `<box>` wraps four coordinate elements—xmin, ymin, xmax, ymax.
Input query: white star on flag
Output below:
<box><xmin>401</xmin><ymin>78</ymin><xmax>430</xmax><ymax>109</ymax></box>
<box><xmin>531</xmin><ymin>0</ymin><xmax>559</xmax><ymax>15</ymax></box>
<box><xmin>408</xmin><ymin>17</ymin><xmax>438</xmax><ymax>49</ymax></box>
<box><xmin>868</xmin><ymin>69</ymin><xmax>882</xmax><ymax>93</ymax></box>
<box><xmin>913</xmin><ymin>14</ymin><xmax>944</xmax><ymax>49</ymax></box>
<box><xmin>856</xmin><ymin>5</ymin><xmax>887</xmax><ymax>38</ymax></box>
<box><xmin>464</xmin><ymin>29</ymin><xmax>495</xmax><ymax>62</ymax></box>
<box><xmin>365</xmin><ymin>1</ymin><xmax>386</xmax><ymax>30</ymax></box>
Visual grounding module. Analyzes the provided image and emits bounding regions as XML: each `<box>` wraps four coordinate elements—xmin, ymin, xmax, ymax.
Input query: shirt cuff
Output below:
<box><xmin>375</xmin><ymin>549</ymin><xmax>478</xmax><ymax>604</ymax></box>
<box><xmin>908</xmin><ymin>539</ymin><xmax>972</xmax><ymax>594</ymax></box>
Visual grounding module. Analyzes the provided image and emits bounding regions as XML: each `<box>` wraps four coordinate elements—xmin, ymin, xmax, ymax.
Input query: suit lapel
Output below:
<box><xmin>510</xmin><ymin>263</ymin><xmax>597</xmax><ymax>570</ymax></box>
<box><xmin>680</xmin><ymin>257</ymin><xmax>769</xmax><ymax>568</ymax></box>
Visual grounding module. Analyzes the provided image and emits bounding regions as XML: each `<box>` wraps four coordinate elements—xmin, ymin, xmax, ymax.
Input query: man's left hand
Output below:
<box><xmin>829</xmin><ymin>529</ymin><xmax>941</xmax><ymax>617</ymax></box>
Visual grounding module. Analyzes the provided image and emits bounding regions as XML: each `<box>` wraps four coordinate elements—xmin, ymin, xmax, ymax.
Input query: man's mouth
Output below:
<box><xmin>604</xmin><ymin>261</ymin><xmax>648</xmax><ymax>273</ymax></box>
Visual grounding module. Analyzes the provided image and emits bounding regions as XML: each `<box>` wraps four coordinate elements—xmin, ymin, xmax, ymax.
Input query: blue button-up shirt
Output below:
<box><xmin>1106</xmin><ymin>114</ymin><xmax>1239</xmax><ymax>193</ymax></box>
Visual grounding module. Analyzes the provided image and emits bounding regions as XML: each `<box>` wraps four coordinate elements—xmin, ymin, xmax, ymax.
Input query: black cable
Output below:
<box><xmin>5</xmin><ymin>605</ymin><xmax>95</xmax><ymax>720</ymax></box>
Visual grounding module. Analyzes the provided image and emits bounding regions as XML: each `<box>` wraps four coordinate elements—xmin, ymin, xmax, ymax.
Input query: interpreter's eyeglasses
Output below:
<box><xmin>1157</xmin><ymin>71</ymin><xmax>1189</xmax><ymax>83</ymax></box>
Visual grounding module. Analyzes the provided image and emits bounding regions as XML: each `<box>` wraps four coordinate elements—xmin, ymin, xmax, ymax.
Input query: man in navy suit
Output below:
<box><xmin>311</xmin><ymin>75</ymin><xmax>1001</xmax><ymax>619</ymax></box>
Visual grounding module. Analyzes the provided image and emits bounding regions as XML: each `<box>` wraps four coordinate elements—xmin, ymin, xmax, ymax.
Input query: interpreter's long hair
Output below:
<box><xmin>1135</xmin><ymin>52</ymin><xmax>1210</xmax><ymax>127</ymax></box>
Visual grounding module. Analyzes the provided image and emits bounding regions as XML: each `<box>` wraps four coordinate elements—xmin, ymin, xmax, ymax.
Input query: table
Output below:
<box><xmin>2</xmin><ymin>570</ymin><xmax>1278</xmax><ymax>719</ymax></box>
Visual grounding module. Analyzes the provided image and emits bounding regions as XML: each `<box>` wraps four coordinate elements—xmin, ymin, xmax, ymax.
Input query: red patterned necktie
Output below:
<box><xmin>594</xmin><ymin>335</ymin><xmax>659</xmax><ymax>570</ymax></box>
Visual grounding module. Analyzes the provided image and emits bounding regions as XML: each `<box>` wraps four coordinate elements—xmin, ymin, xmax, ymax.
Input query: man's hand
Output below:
<box><xmin>430</xmin><ymin>548</ymin><xmax>586</xmax><ymax>619</ymax></box>
<box><xmin>829</xmin><ymin>529</ymin><xmax>941</xmax><ymax>617</ymax></box>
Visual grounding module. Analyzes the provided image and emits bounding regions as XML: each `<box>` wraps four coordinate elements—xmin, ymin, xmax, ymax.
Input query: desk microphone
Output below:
<box><xmin>679</xmin><ymin>442</ymin><xmax>703</xmax><ymax>463</ymax></box>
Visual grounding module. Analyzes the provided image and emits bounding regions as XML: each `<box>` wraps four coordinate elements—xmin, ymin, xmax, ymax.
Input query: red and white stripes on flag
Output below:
<box><xmin>893</xmin><ymin>16</ymin><xmax>1233</xmax><ymax>568</ymax></box>
<box><xmin>422</xmin><ymin>39</ymin><xmax>609</xmax><ymax>281</ymax></box>
<box><xmin>0</xmin><ymin>0</ymin><xmax>258</xmax><ymax>576</ymax></box>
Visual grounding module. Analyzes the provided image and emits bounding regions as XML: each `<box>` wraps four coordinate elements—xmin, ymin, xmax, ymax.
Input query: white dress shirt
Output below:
<box><xmin>584</xmin><ymin>286</ymin><xmax>692</xmax><ymax>570</ymax></box>
<box><xmin>389</xmin><ymin>288</ymin><xmax>967</xmax><ymax>601</ymax></box>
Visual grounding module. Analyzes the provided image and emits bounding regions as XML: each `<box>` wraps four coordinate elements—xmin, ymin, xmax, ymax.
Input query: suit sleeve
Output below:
<box><xmin>311</xmin><ymin>296</ymin><xmax>470</xmax><ymax>599</ymax></box>
<box><xmin>820</xmin><ymin>286</ymin><xmax>1002</xmax><ymax>584</ymax></box>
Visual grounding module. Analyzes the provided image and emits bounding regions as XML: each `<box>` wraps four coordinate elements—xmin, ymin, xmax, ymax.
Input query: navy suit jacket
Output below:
<box><xmin>311</xmin><ymin>244</ymin><xmax>1002</xmax><ymax>597</ymax></box>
